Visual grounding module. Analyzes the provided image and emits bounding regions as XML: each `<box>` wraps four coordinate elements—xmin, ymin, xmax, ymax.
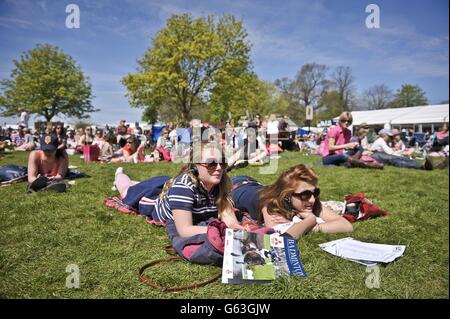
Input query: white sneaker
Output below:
<box><xmin>115</xmin><ymin>167</ymin><xmax>124</xmax><ymax>177</ymax></box>
<box><xmin>112</xmin><ymin>167</ymin><xmax>124</xmax><ymax>191</ymax></box>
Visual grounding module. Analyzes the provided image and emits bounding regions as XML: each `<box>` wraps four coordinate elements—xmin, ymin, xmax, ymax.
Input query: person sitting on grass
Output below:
<box><xmin>111</xmin><ymin>135</ymin><xmax>144</xmax><ymax>163</ymax></box>
<box><xmin>155</xmin><ymin>128</ymin><xmax>173</xmax><ymax>161</ymax></box>
<box><xmin>226</xmin><ymin>123</ymin><xmax>267</xmax><ymax>170</ymax></box>
<box><xmin>346</xmin><ymin>124</ymin><xmax>383</xmax><ymax>168</ymax></box>
<box><xmin>230</xmin><ymin>164</ymin><xmax>353</xmax><ymax>239</ymax></box>
<box><xmin>54</xmin><ymin>124</ymin><xmax>67</xmax><ymax>150</ymax></box>
<box><xmin>76</xmin><ymin>126</ymin><xmax>95</xmax><ymax>153</ymax></box>
<box><xmin>391</xmin><ymin>129</ymin><xmax>415</xmax><ymax>157</ymax></box>
<box><xmin>112</xmin><ymin>143</ymin><xmax>245</xmax><ymax>264</ymax></box>
<box><xmin>15</xmin><ymin>128</ymin><xmax>35</xmax><ymax>151</ymax></box>
<box><xmin>370</xmin><ymin>129</ymin><xmax>448</xmax><ymax>170</ymax></box>
<box><xmin>27</xmin><ymin>133</ymin><xmax>69</xmax><ymax>192</ymax></box>
<box><xmin>93</xmin><ymin>129</ymin><xmax>114</xmax><ymax>160</ymax></box>
<box><xmin>321</xmin><ymin>112</ymin><xmax>381</xmax><ymax>169</ymax></box>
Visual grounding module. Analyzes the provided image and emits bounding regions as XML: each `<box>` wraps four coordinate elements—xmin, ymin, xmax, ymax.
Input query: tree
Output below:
<box><xmin>207</xmin><ymin>74</ymin><xmax>289</xmax><ymax>123</ymax></box>
<box><xmin>315</xmin><ymin>90</ymin><xmax>346</xmax><ymax>124</ymax></box>
<box><xmin>390</xmin><ymin>84</ymin><xmax>428</xmax><ymax>108</ymax></box>
<box><xmin>331</xmin><ymin>66</ymin><xmax>356</xmax><ymax>111</ymax></box>
<box><xmin>122</xmin><ymin>14</ymin><xmax>253</xmax><ymax>123</ymax></box>
<box><xmin>275</xmin><ymin>63</ymin><xmax>330</xmax><ymax>122</ymax></box>
<box><xmin>362</xmin><ymin>84</ymin><xmax>394</xmax><ymax>110</ymax></box>
<box><xmin>292</xmin><ymin>63</ymin><xmax>329</xmax><ymax>110</ymax></box>
<box><xmin>0</xmin><ymin>44</ymin><xmax>96</xmax><ymax>123</ymax></box>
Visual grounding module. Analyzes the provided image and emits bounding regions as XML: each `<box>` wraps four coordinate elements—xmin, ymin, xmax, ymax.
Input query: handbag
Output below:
<box><xmin>83</xmin><ymin>144</ymin><xmax>100</xmax><ymax>162</ymax></box>
<box><xmin>342</xmin><ymin>193</ymin><xmax>390</xmax><ymax>222</ymax></box>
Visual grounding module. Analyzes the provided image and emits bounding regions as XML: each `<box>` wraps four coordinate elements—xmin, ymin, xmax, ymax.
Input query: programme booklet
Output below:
<box><xmin>222</xmin><ymin>228</ymin><xmax>307</xmax><ymax>284</ymax></box>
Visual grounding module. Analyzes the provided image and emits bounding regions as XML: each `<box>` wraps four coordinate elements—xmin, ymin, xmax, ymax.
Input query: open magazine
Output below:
<box><xmin>222</xmin><ymin>229</ymin><xmax>307</xmax><ymax>284</ymax></box>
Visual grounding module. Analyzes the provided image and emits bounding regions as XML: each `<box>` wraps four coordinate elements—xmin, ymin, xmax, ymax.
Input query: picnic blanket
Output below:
<box><xmin>103</xmin><ymin>196</ymin><xmax>166</xmax><ymax>226</ymax></box>
<box><xmin>0</xmin><ymin>166</ymin><xmax>89</xmax><ymax>187</ymax></box>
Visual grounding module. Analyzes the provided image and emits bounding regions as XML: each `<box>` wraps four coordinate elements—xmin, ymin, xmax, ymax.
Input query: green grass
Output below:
<box><xmin>0</xmin><ymin>151</ymin><xmax>448</xmax><ymax>298</ymax></box>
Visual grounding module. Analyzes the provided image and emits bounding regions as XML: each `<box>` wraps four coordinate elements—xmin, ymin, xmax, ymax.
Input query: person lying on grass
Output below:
<box><xmin>112</xmin><ymin>142</ymin><xmax>246</xmax><ymax>264</ymax></box>
<box><xmin>231</xmin><ymin>164</ymin><xmax>353</xmax><ymax>239</ymax></box>
<box><xmin>27</xmin><ymin>133</ymin><xmax>69</xmax><ymax>192</ymax></box>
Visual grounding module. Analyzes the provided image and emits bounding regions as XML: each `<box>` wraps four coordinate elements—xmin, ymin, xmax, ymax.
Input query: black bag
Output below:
<box><xmin>27</xmin><ymin>176</ymin><xmax>67</xmax><ymax>193</ymax></box>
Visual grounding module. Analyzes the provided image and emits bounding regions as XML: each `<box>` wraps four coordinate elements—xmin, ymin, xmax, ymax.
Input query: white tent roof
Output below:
<box><xmin>339</xmin><ymin>104</ymin><xmax>449</xmax><ymax>126</ymax></box>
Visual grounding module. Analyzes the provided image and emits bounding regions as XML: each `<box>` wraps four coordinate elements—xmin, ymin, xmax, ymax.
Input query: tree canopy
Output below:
<box><xmin>0</xmin><ymin>44</ymin><xmax>96</xmax><ymax>123</ymax></box>
<box><xmin>390</xmin><ymin>84</ymin><xmax>428</xmax><ymax>108</ymax></box>
<box><xmin>122</xmin><ymin>14</ymin><xmax>254</xmax><ymax>124</ymax></box>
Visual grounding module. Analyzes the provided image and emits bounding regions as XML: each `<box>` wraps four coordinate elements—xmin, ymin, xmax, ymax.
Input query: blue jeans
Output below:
<box><xmin>322</xmin><ymin>153</ymin><xmax>350</xmax><ymax>166</ymax></box>
<box><xmin>371</xmin><ymin>152</ymin><xmax>422</xmax><ymax>169</ymax></box>
<box><xmin>322</xmin><ymin>145</ymin><xmax>364</xmax><ymax>166</ymax></box>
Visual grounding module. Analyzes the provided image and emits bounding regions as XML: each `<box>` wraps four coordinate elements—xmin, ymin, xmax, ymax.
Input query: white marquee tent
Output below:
<box><xmin>334</xmin><ymin>104</ymin><xmax>449</xmax><ymax>131</ymax></box>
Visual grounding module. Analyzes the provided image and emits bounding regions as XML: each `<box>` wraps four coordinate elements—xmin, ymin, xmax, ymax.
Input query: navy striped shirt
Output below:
<box><xmin>147</xmin><ymin>173</ymin><xmax>219</xmax><ymax>224</ymax></box>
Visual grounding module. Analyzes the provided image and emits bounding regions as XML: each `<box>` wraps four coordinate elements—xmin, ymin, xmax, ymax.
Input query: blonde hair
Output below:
<box><xmin>258</xmin><ymin>164</ymin><xmax>321</xmax><ymax>220</ymax></box>
<box><xmin>338</xmin><ymin>112</ymin><xmax>353</xmax><ymax>125</ymax></box>
<box><xmin>159</xmin><ymin>143</ymin><xmax>233</xmax><ymax>219</ymax></box>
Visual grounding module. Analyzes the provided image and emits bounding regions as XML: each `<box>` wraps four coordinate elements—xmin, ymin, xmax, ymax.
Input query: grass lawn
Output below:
<box><xmin>0</xmin><ymin>151</ymin><xmax>448</xmax><ymax>298</ymax></box>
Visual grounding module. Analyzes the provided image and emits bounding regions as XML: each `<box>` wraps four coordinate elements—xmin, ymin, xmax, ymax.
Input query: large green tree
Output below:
<box><xmin>122</xmin><ymin>14</ymin><xmax>253</xmax><ymax>123</ymax></box>
<box><xmin>390</xmin><ymin>84</ymin><xmax>428</xmax><ymax>108</ymax></box>
<box><xmin>208</xmin><ymin>75</ymin><xmax>289</xmax><ymax>123</ymax></box>
<box><xmin>0</xmin><ymin>44</ymin><xmax>96</xmax><ymax>123</ymax></box>
<box><xmin>315</xmin><ymin>90</ymin><xmax>346</xmax><ymax>124</ymax></box>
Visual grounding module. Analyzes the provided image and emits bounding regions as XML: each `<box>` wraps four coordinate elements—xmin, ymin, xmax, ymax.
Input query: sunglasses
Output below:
<box><xmin>291</xmin><ymin>188</ymin><xmax>320</xmax><ymax>201</ymax></box>
<box><xmin>198</xmin><ymin>159</ymin><xmax>228</xmax><ymax>171</ymax></box>
<box><xmin>341</xmin><ymin>120</ymin><xmax>351</xmax><ymax>124</ymax></box>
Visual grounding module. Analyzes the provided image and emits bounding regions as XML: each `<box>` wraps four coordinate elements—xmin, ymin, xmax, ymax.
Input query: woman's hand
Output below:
<box><xmin>297</xmin><ymin>211</ymin><xmax>315</xmax><ymax>220</ymax></box>
<box><xmin>48</xmin><ymin>176</ymin><xmax>62</xmax><ymax>182</ymax></box>
<box><xmin>270</xmin><ymin>214</ymin><xmax>291</xmax><ymax>224</ymax></box>
<box><xmin>227</xmin><ymin>223</ymin><xmax>250</xmax><ymax>231</ymax></box>
<box><xmin>346</xmin><ymin>142</ymin><xmax>359</xmax><ymax>149</ymax></box>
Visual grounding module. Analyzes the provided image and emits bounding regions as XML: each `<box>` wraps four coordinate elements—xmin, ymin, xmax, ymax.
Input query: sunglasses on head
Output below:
<box><xmin>198</xmin><ymin>159</ymin><xmax>228</xmax><ymax>171</ymax></box>
<box><xmin>291</xmin><ymin>188</ymin><xmax>320</xmax><ymax>201</ymax></box>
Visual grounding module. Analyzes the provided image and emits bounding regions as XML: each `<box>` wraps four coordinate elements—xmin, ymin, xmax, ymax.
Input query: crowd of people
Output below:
<box><xmin>1</xmin><ymin>112</ymin><xmax>448</xmax><ymax>171</ymax></box>
<box><xmin>1</xmin><ymin>112</ymin><xmax>448</xmax><ymax>266</ymax></box>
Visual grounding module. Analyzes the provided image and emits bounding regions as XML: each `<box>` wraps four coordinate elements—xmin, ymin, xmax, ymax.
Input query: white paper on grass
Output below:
<box><xmin>319</xmin><ymin>237</ymin><xmax>405</xmax><ymax>265</ymax></box>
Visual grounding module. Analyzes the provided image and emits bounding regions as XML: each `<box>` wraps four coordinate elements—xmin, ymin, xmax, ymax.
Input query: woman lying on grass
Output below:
<box><xmin>27</xmin><ymin>133</ymin><xmax>69</xmax><ymax>192</ymax></box>
<box><xmin>231</xmin><ymin>164</ymin><xmax>353</xmax><ymax>239</ymax></box>
<box><xmin>113</xmin><ymin>142</ymin><xmax>245</xmax><ymax>264</ymax></box>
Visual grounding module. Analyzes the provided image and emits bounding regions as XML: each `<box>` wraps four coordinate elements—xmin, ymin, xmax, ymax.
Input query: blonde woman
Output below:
<box><xmin>112</xmin><ymin>143</ymin><xmax>244</xmax><ymax>264</ymax></box>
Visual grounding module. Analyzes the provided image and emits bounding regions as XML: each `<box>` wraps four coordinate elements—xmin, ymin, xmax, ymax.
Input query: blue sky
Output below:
<box><xmin>0</xmin><ymin>0</ymin><xmax>448</xmax><ymax>125</ymax></box>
